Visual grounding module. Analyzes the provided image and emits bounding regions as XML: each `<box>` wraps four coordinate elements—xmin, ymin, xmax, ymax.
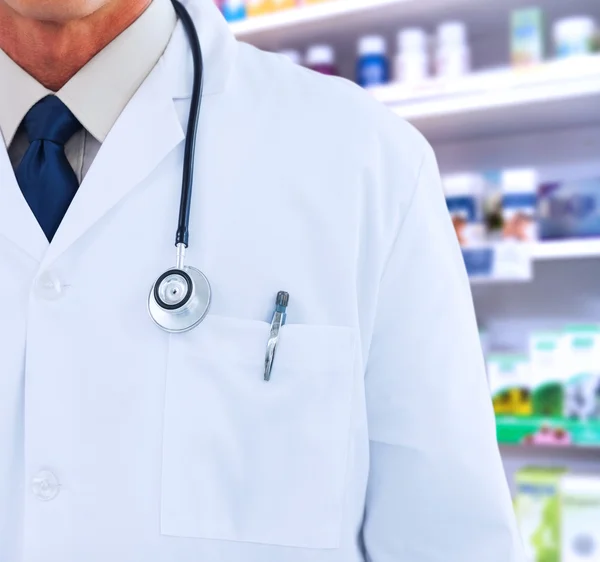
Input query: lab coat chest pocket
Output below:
<box><xmin>161</xmin><ymin>315</ymin><xmax>357</xmax><ymax>548</ymax></box>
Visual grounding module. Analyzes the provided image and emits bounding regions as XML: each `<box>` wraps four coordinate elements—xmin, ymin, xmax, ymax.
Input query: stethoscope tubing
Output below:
<box><xmin>171</xmin><ymin>0</ymin><xmax>204</xmax><ymax>249</ymax></box>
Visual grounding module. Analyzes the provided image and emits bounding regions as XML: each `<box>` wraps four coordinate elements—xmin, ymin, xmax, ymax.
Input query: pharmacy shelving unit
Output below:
<box><xmin>230</xmin><ymin>0</ymin><xmax>600</xmax><ymax>480</ymax></box>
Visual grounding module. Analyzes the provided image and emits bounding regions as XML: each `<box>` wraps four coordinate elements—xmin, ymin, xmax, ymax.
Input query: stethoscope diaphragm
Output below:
<box><xmin>148</xmin><ymin>266</ymin><xmax>211</xmax><ymax>333</ymax></box>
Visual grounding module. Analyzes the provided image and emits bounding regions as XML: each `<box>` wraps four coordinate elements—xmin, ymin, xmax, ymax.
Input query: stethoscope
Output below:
<box><xmin>147</xmin><ymin>0</ymin><xmax>211</xmax><ymax>333</ymax></box>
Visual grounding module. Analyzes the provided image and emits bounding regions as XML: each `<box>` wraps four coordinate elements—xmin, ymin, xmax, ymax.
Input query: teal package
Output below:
<box><xmin>538</xmin><ymin>177</ymin><xmax>600</xmax><ymax>240</ymax></box>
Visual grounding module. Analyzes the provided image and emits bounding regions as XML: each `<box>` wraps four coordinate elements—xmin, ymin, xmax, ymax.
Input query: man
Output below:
<box><xmin>0</xmin><ymin>0</ymin><xmax>525</xmax><ymax>560</ymax></box>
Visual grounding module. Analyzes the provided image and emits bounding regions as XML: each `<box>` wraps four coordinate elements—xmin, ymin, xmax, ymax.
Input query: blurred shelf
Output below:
<box><xmin>533</xmin><ymin>239</ymin><xmax>600</xmax><ymax>261</ymax></box>
<box><xmin>499</xmin><ymin>443</ymin><xmax>600</xmax><ymax>475</ymax></box>
<box><xmin>230</xmin><ymin>0</ymin><xmax>600</xmax><ymax>54</ymax></box>
<box><xmin>466</xmin><ymin>239</ymin><xmax>600</xmax><ymax>284</ymax></box>
<box><xmin>371</xmin><ymin>56</ymin><xmax>600</xmax><ymax>142</ymax></box>
<box><xmin>497</xmin><ymin>416</ymin><xmax>600</xmax><ymax>448</ymax></box>
<box><xmin>470</xmin><ymin>276</ymin><xmax>530</xmax><ymax>285</ymax></box>
<box><xmin>230</xmin><ymin>0</ymin><xmax>412</xmax><ymax>37</ymax></box>
<box><xmin>229</xmin><ymin>0</ymin><xmax>505</xmax><ymax>48</ymax></box>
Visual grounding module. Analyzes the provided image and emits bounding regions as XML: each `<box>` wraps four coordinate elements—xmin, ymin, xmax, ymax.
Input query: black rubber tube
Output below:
<box><xmin>171</xmin><ymin>0</ymin><xmax>204</xmax><ymax>248</ymax></box>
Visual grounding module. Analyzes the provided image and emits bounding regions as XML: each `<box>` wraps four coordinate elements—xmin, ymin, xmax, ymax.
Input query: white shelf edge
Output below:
<box><xmin>468</xmin><ymin>240</ymin><xmax>600</xmax><ymax>285</ymax></box>
<box><xmin>393</xmin><ymin>78</ymin><xmax>600</xmax><ymax>120</ymax></box>
<box><xmin>532</xmin><ymin>240</ymin><xmax>600</xmax><ymax>261</ymax></box>
<box><xmin>369</xmin><ymin>56</ymin><xmax>600</xmax><ymax>121</ymax></box>
<box><xmin>230</xmin><ymin>0</ymin><xmax>412</xmax><ymax>36</ymax></box>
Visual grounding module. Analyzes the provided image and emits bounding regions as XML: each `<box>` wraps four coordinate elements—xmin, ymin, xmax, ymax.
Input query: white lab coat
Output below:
<box><xmin>0</xmin><ymin>1</ymin><xmax>525</xmax><ymax>560</ymax></box>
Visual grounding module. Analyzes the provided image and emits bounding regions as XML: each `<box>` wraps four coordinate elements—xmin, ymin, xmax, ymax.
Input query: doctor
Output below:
<box><xmin>0</xmin><ymin>0</ymin><xmax>525</xmax><ymax>560</ymax></box>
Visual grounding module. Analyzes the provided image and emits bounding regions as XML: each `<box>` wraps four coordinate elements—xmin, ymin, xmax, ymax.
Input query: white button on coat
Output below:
<box><xmin>0</xmin><ymin>0</ymin><xmax>526</xmax><ymax>560</ymax></box>
<box><xmin>31</xmin><ymin>471</ymin><xmax>60</xmax><ymax>501</ymax></box>
<box><xmin>35</xmin><ymin>271</ymin><xmax>63</xmax><ymax>300</ymax></box>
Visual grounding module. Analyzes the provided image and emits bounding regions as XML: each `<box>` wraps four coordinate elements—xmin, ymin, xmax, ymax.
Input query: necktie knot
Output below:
<box><xmin>22</xmin><ymin>95</ymin><xmax>82</xmax><ymax>146</ymax></box>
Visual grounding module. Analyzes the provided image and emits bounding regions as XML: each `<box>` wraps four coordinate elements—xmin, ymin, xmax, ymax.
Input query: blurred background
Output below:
<box><xmin>218</xmin><ymin>0</ymin><xmax>600</xmax><ymax>560</ymax></box>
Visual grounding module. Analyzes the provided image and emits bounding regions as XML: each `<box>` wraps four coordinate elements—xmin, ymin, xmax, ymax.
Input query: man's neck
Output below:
<box><xmin>0</xmin><ymin>0</ymin><xmax>152</xmax><ymax>91</ymax></box>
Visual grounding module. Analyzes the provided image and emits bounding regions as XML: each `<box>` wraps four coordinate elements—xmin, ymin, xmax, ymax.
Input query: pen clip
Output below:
<box><xmin>264</xmin><ymin>318</ymin><xmax>281</xmax><ymax>382</ymax></box>
<box><xmin>264</xmin><ymin>291</ymin><xmax>289</xmax><ymax>382</ymax></box>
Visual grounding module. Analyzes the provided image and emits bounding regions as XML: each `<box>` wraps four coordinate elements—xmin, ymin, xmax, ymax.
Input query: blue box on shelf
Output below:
<box><xmin>538</xmin><ymin>177</ymin><xmax>600</xmax><ymax>240</ymax></box>
<box><xmin>462</xmin><ymin>247</ymin><xmax>495</xmax><ymax>277</ymax></box>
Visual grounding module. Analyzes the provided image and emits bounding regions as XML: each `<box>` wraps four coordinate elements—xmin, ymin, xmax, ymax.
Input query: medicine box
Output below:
<box><xmin>561</xmin><ymin>325</ymin><xmax>600</xmax><ymax>422</ymax></box>
<box><xmin>529</xmin><ymin>331</ymin><xmax>565</xmax><ymax>418</ymax></box>
<box><xmin>488</xmin><ymin>354</ymin><xmax>532</xmax><ymax>416</ymax></box>
<box><xmin>538</xmin><ymin>177</ymin><xmax>600</xmax><ymax>241</ymax></box>
<box><xmin>515</xmin><ymin>467</ymin><xmax>566</xmax><ymax>562</ymax></box>
<box><xmin>511</xmin><ymin>8</ymin><xmax>544</xmax><ymax>66</ymax></box>
<box><xmin>561</xmin><ymin>475</ymin><xmax>600</xmax><ymax>562</ymax></box>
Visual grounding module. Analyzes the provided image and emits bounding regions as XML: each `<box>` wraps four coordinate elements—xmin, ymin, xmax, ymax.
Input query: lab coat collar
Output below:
<box><xmin>37</xmin><ymin>0</ymin><xmax>237</xmax><ymax>268</ymax></box>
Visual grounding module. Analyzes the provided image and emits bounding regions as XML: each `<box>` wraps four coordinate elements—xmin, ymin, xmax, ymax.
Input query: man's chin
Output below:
<box><xmin>1</xmin><ymin>0</ymin><xmax>110</xmax><ymax>22</ymax></box>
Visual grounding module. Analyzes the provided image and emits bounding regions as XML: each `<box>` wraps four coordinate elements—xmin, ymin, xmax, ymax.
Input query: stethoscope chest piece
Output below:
<box><xmin>148</xmin><ymin>266</ymin><xmax>211</xmax><ymax>333</ymax></box>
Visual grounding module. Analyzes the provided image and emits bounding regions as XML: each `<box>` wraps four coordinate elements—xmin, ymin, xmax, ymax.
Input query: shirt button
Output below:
<box><xmin>31</xmin><ymin>470</ymin><xmax>60</xmax><ymax>501</ymax></box>
<box><xmin>35</xmin><ymin>271</ymin><xmax>63</xmax><ymax>300</ymax></box>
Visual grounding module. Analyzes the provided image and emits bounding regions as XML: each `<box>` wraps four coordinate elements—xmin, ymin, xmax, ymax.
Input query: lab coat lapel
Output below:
<box><xmin>40</xmin><ymin>58</ymin><xmax>184</xmax><ymax>268</ymax></box>
<box><xmin>40</xmin><ymin>0</ymin><xmax>237</xmax><ymax>268</ymax></box>
<box><xmin>0</xmin><ymin>143</ymin><xmax>48</xmax><ymax>262</ymax></box>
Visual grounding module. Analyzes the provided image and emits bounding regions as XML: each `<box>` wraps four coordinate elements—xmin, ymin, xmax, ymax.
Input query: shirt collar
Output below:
<box><xmin>0</xmin><ymin>50</ymin><xmax>49</xmax><ymax>146</ymax></box>
<box><xmin>0</xmin><ymin>0</ymin><xmax>177</xmax><ymax>145</ymax></box>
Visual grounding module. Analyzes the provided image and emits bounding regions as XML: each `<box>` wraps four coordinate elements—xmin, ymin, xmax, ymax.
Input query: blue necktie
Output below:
<box><xmin>16</xmin><ymin>95</ymin><xmax>83</xmax><ymax>241</ymax></box>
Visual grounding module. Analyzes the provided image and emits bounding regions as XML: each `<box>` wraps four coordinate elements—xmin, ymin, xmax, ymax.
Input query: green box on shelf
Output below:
<box><xmin>529</xmin><ymin>331</ymin><xmax>564</xmax><ymax>418</ymax></box>
<box><xmin>515</xmin><ymin>467</ymin><xmax>566</xmax><ymax>562</ymax></box>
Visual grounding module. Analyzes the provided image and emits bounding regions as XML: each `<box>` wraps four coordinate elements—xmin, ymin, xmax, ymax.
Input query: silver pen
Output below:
<box><xmin>264</xmin><ymin>291</ymin><xmax>289</xmax><ymax>382</ymax></box>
